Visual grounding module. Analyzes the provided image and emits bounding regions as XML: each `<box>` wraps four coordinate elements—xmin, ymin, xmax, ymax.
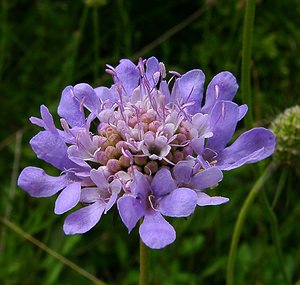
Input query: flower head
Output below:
<box><xmin>18</xmin><ymin>57</ymin><xmax>276</xmax><ymax>249</ymax></box>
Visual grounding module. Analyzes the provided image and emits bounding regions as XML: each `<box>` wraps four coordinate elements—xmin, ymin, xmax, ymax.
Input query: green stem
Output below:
<box><xmin>226</xmin><ymin>162</ymin><xmax>277</xmax><ymax>285</ymax></box>
<box><xmin>261</xmin><ymin>189</ymin><xmax>290</xmax><ymax>284</ymax></box>
<box><xmin>0</xmin><ymin>217</ymin><xmax>107</xmax><ymax>285</ymax></box>
<box><xmin>139</xmin><ymin>231</ymin><xmax>149</xmax><ymax>285</ymax></box>
<box><xmin>241</xmin><ymin>0</ymin><xmax>256</xmax><ymax>129</ymax></box>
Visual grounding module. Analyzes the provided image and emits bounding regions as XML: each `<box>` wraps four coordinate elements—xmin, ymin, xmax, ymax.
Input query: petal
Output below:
<box><xmin>30</xmin><ymin>130</ymin><xmax>75</xmax><ymax>170</ymax></box>
<box><xmin>17</xmin><ymin>166</ymin><xmax>69</xmax><ymax>197</ymax></box>
<box><xmin>238</xmin><ymin>104</ymin><xmax>248</xmax><ymax>121</ymax></box>
<box><xmin>173</xmin><ymin>161</ymin><xmax>193</xmax><ymax>184</ymax></box>
<box><xmin>67</xmin><ymin>145</ymin><xmax>89</xmax><ymax>168</ymax></box>
<box><xmin>58</xmin><ymin>86</ymin><xmax>86</xmax><ymax>127</ymax></box>
<box><xmin>130</xmin><ymin>171</ymin><xmax>151</xmax><ymax>200</ymax></box>
<box><xmin>94</xmin><ymin>86</ymin><xmax>118</xmax><ymax>107</ymax></box>
<box><xmin>73</xmin><ymin>83</ymin><xmax>100</xmax><ymax>113</ymax></box>
<box><xmin>54</xmin><ymin>182</ymin><xmax>81</xmax><ymax>214</ymax></box>
<box><xmin>202</xmin><ymin>71</ymin><xmax>238</xmax><ymax>113</ymax></box>
<box><xmin>90</xmin><ymin>168</ymin><xmax>109</xmax><ymax>188</ymax></box>
<box><xmin>114</xmin><ymin>59</ymin><xmax>139</xmax><ymax>95</ymax></box>
<box><xmin>159</xmin><ymin>80</ymin><xmax>171</xmax><ymax>103</ymax></box>
<box><xmin>173</xmin><ymin>69</ymin><xmax>205</xmax><ymax>114</ymax></box>
<box><xmin>191</xmin><ymin>167</ymin><xmax>223</xmax><ymax>190</ymax></box>
<box><xmin>158</xmin><ymin>188</ymin><xmax>197</xmax><ymax>217</ymax></box>
<box><xmin>197</xmin><ymin>192</ymin><xmax>229</xmax><ymax>206</ymax></box>
<box><xmin>151</xmin><ymin>168</ymin><xmax>176</xmax><ymax>196</ymax></box>
<box><xmin>217</xmin><ymin>127</ymin><xmax>276</xmax><ymax>170</ymax></box>
<box><xmin>80</xmin><ymin>187</ymin><xmax>100</xmax><ymax>203</ymax></box>
<box><xmin>139</xmin><ymin>211</ymin><xmax>176</xmax><ymax>249</ymax></box>
<box><xmin>117</xmin><ymin>195</ymin><xmax>144</xmax><ymax>233</ymax></box>
<box><xmin>146</xmin><ymin>56</ymin><xmax>159</xmax><ymax>87</ymax></box>
<box><xmin>63</xmin><ymin>202</ymin><xmax>105</xmax><ymax>234</ymax></box>
<box><xmin>206</xmin><ymin>101</ymin><xmax>239</xmax><ymax>151</ymax></box>
<box><xmin>105</xmin><ymin>179</ymin><xmax>122</xmax><ymax>213</ymax></box>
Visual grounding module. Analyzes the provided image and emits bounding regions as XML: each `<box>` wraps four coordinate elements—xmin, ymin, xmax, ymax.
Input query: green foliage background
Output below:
<box><xmin>0</xmin><ymin>0</ymin><xmax>299</xmax><ymax>284</ymax></box>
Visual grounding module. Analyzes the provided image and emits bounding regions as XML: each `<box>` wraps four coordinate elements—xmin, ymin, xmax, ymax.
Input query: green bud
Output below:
<box><xmin>270</xmin><ymin>105</ymin><xmax>300</xmax><ymax>167</ymax></box>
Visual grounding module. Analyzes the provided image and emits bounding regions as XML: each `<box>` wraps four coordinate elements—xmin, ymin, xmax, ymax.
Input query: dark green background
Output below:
<box><xmin>1</xmin><ymin>0</ymin><xmax>299</xmax><ymax>284</ymax></box>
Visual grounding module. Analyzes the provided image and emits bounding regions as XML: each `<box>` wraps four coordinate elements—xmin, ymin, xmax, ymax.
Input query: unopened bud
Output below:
<box><xmin>270</xmin><ymin>105</ymin><xmax>300</xmax><ymax>167</ymax></box>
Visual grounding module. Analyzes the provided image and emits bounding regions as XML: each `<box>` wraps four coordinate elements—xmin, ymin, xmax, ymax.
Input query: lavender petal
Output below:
<box><xmin>117</xmin><ymin>195</ymin><xmax>144</xmax><ymax>233</ymax></box>
<box><xmin>139</xmin><ymin>211</ymin><xmax>176</xmax><ymax>249</ymax></box>
<box><xmin>217</xmin><ymin>127</ymin><xmax>276</xmax><ymax>170</ymax></box>
<box><xmin>63</xmin><ymin>202</ymin><xmax>105</xmax><ymax>234</ymax></box>
<box><xmin>158</xmin><ymin>188</ymin><xmax>197</xmax><ymax>217</ymax></box>
<box><xmin>17</xmin><ymin>167</ymin><xmax>69</xmax><ymax>197</ymax></box>
<box><xmin>54</xmin><ymin>182</ymin><xmax>81</xmax><ymax>214</ymax></box>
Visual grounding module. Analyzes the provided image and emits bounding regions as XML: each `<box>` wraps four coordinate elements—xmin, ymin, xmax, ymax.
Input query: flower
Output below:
<box><xmin>18</xmin><ymin>56</ymin><xmax>276</xmax><ymax>249</ymax></box>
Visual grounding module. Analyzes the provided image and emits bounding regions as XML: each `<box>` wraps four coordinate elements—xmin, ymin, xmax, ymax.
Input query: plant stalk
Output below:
<box><xmin>226</xmin><ymin>162</ymin><xmax>277</xmax><ymax>285</ymax></box>
<box><xmin>241</xmin><ymin>0</ymin><xmax>256</xmax><ymax>129</ymax></box>
<box><xmin>139</xmin><ymin>222</ymin><xmax>149</xmax><ymax>285</ymax></box>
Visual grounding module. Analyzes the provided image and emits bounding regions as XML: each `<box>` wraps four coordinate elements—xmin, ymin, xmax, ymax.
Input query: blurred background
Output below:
<box><xmin>0</xmin><ymin>0</ymin><xmax>299</xmax><ymax>284</ymax></box>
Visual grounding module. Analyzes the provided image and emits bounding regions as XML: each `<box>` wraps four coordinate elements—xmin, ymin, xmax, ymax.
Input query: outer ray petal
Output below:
<box><xmin>58</xmin><ymin>86</ymin><xmax>85</xmax><ymax>127</ymax></box>
<box><xmin>17</xmin><ymin>167</ymin><xmax>69</xmax><ymax>197</ymax></box>
<box><xmin>217</xmin><ymin>128</ymin><xmax>276</xmax><ymax>170</ymax></box>
<box><xmin>139</xmin><ymin>212</ymin><xmax>176</xmax><ymax>249</ymax></box>
<box><xmin>206</xmin><ymin>101</ymin><xmax>239</xmax><ymax>151</ymax></box>
<box><xmin>202</xmin><ymin>71</ymin><xmax>238</xmax><ymax>113</ymax></box>
<box><xmin>151</xmin><ymin>167</ymin><xmax>176</xmax><ymax>196</ymax></box>
<box><xmin>158</xmin><ymin>188</ymin><xmax>197</xmax><ymax>217</ymax></box>
<box><xmin>63</xmin><ymin>202</ymin><xmax>105</xmax><ymax>234</ymax></box>
<box><xmin>191</xmin><ymin>167</ymin><xmax>223</xmax><ymax>190</ymax></box>
<box><xmin>197</xmin><ymin>192</ymin><xmax>229</xmax><ymax>206</ymax></box>
<box><xmin>117</xmin><ymin>195</ymin><xmax>144</xmax><ymax>233</ymax></box>
<box><xmin>54</xmin><ymin>182</ymin><xmax>81</xmax><ymax>214</ymax></box>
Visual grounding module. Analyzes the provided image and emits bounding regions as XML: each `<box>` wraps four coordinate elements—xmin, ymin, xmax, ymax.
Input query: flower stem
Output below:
<box><xmin>226</xmin><ymin>162</ymin><xmax>277</xmax><ymax>285</ymax></box>
<box><xmin>0</xmin><ymin>217</ymin><xmax>107</xmax><ymax>285</ymax></box>
<box><xmin>139</xmin><ymin>237</ymin><xmax>149</xmax><ymax>285</ymax></box>
<box><xmin>241</xmin><ymin>0</ymin><xmax>256</xmax><ymax>129</ymax></box>
<box><xmin>261</xmin><ymin>188</ymin><xmax>290</xmax><ymax>284</ymax></box>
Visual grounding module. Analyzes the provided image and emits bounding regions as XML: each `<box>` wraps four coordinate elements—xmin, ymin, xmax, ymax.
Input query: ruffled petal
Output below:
<box><xmin>54</xmin><ymin>182</ymin><xmax>81</xmax><ymax>214</ymax></box>
<box><xmin>63</xmin><ymin>202</ymin><xmax>105</xmax><ymax>234</ymax></box>
<box><xmin>151</xmin><ymin>167</ymin><xmax>176</xmax><ymax>196</ymax></box>
<box><xmin>117</xmin><ymin>195</ymin><xmax>144</xmax><ymax>233</ymax></box>
<box><xmin>172</xmin><ymin>69</ymin><xmax>205</xmax><ymax>114</ymax></box>
<box><xmin>206</xmin><ymin>101</ymin><xmax>239</xmax><ymax>151</ymax></box>
<box><xmin>202</xmin><ymin>71</ymin><xmax>238</xmax><ymax>113</ymax></box>
<box><xmin>158</xmin><ymin>188</ymin><xmax>197</xmax><ymax>217</ymax></box>
<box><xmin>114</xmin><ymin>59</ymin><xmax>139</xmax><ymax>95</ymax></box>
<box><xmin>217</xmin><ymin>127</ymin><xmax>276</xmax><ymax>170</ymax></box>
<box><xmin>197</xmin><ymin>192</ymin><xmax>229</xmax><ymax>206</ymax></box>
<box><xmin>30</xmin><ymin>130</ymin><xmax>75</xmax><ymax>170</ymax></box>
<box><xmin>191</xmin><ymin>167</ymin><xmax>223</xmax><ymax>190</ymax></box>
<box><xmin>58</xmin><ymin>86</ymin><xmax>85</xmax><ymax>127</ymax></box>
<box><xmin>139</xmin><ymin>211</ymin><xmax>176</xmax><ymax>249</ymax></box>
<box><xmin>17</xmin><ymin>166</ymin><xmax>69</xmax><ymax>197</ymax></box>
<box><xmin>73</xmin><ymin>83</ymin><xmax>100</xmax><ymax>113</ymax></box>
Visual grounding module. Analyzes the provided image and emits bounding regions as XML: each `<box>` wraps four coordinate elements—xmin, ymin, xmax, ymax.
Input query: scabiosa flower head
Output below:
<box><xmin>270</xmin><ymin>105</ymin><xmax>300</xmax><ymax>168</ymax></box>
<box><xmin>18</xmin><ymin>57</ymin><xmax>276</xmax><ymax>249</ymax></box>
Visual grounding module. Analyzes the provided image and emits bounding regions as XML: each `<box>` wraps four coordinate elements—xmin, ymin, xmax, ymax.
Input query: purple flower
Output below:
<box><xmin>18</xmin><ymin>56</ymin><xmax>276</xmax><ymax>249</ymax></box>
<box><xmin>117</xmin><ymin>169</ymin><xmax>197</xmax><ymax>249</ymax></box>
